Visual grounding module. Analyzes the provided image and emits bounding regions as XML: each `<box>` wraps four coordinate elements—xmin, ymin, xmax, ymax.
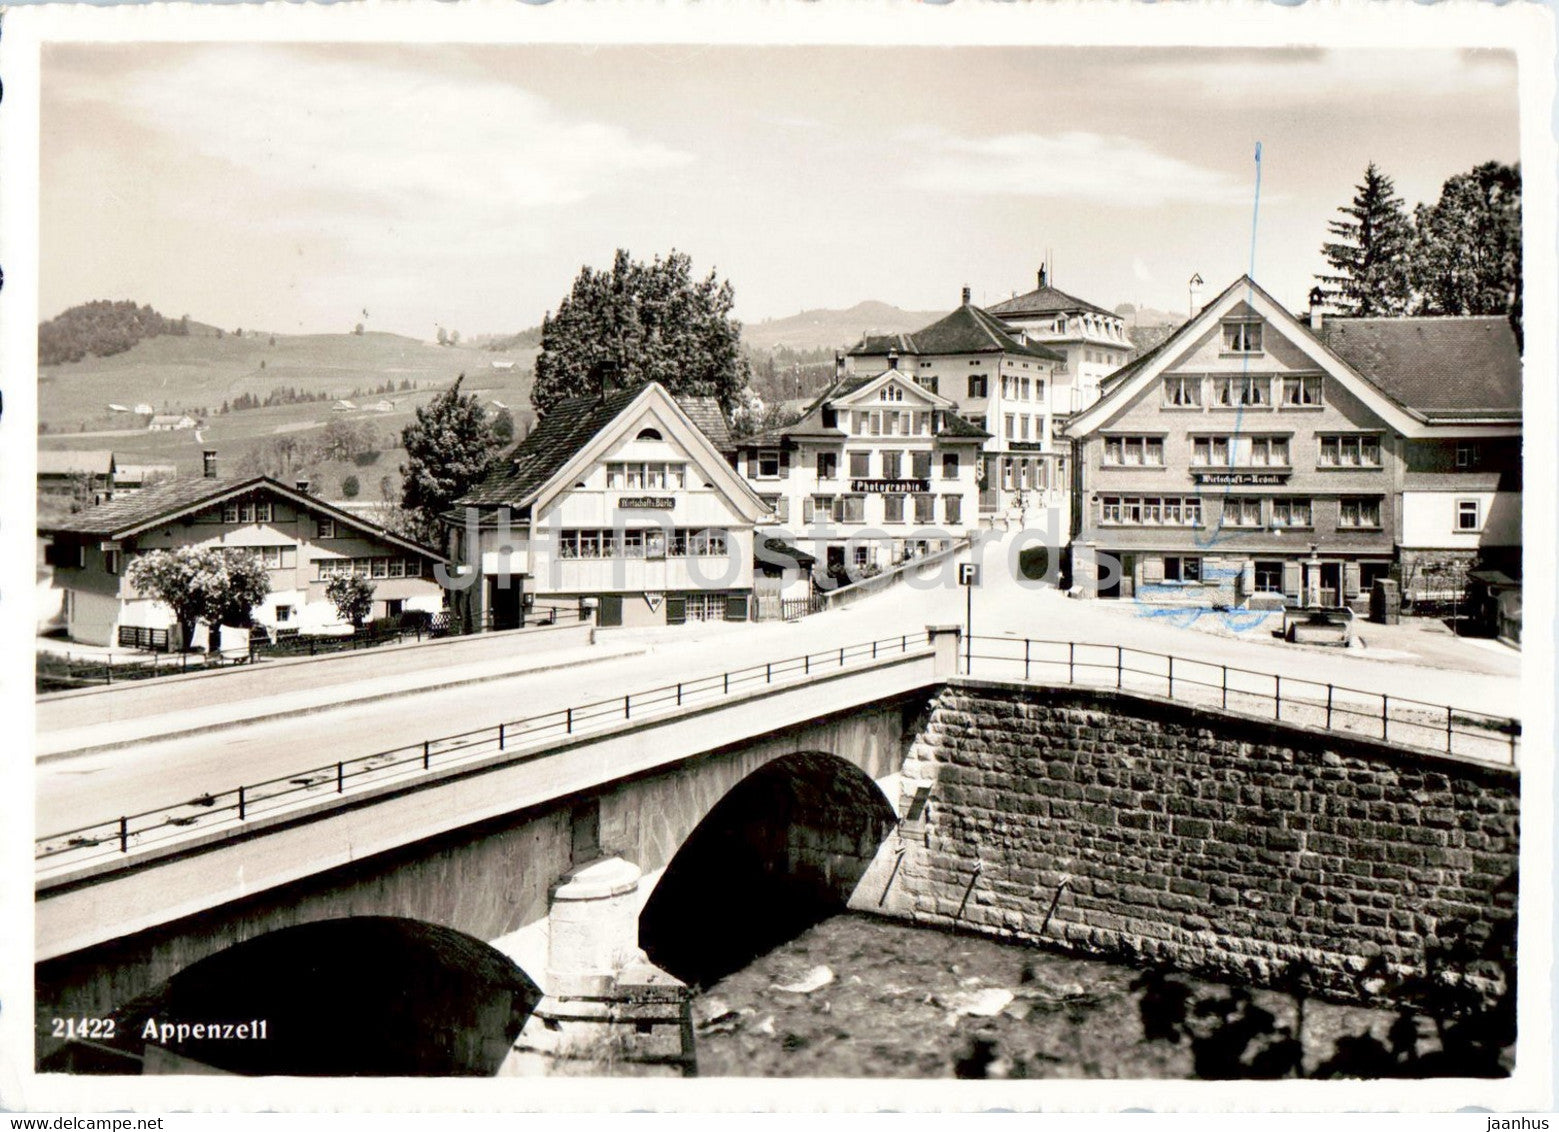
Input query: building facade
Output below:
<box><xmin>1066</xmin><ymin>276</ymin><xmax>1524</xmax><ymax>610</ymax></box>
<box><xmin>41</xmin><ymin>454</ymin><xmax>445</xmax><ymax>646</ymax></box>
<box><xmin>730</xmin><ymin>365</ymin><xmax>986</xmax><ymax>581</ymax></box>
<box><xmin>986</xmin><ymin>267</ymin><xmax>1133</xmax><ymax>415</ymax></box>
<box><xmin>846</xmin><ymin>290</ymin><xmax>1067</xmax><ymax>522</ymax></box>
<box><xmin>448</xmin><ymin>382</ymin><xmax>769</xmax><ymax>630</ymax></box>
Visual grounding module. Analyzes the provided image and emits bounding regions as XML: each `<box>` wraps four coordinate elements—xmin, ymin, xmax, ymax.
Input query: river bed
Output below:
<box><xmin>689</xmin><ymin>913</ymin><xmax>1420</xmax><ymax>1079</ymax></box>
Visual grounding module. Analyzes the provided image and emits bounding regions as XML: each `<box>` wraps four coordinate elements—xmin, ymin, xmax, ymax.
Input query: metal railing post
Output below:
<box><xmin>1221</xmin><ymin>665</ymin><xmax>1228</xmax><ymax>710</ymax></box>
<box><xmin>1116</xmin><ymin>646</ymin><xmax>1123</xmax><ymax>689</ymax></box>
<box><xmin>724</xmin><ymin>673</ymin><xmax>730</xmax><ymax>694</ymax></box>
<box><xmin>1382</xmin><ymin>695</ymin><xmax>1389</xmax><ymax>740</ymax></box>
<box><xmin>1167</xmin><ymin>656</ymin><xmax>1174</xmax><ymax>699</ymax></box>
<box><xmin>423</xmin><ymin>740</ymin><xmax>431</xmax><ymax>769</ymax></box>
<box><xmin>677</xmin><ymin>682</ymin><xmax>683</xmax><ymax>706</ymax></box>
<box><xmin>1274</xmin><ymin>675</ymin><xmax>1280</xmax><ymax>720</ymax></box>
<box><xmin>1326</xmin><ymin>685</ymin><xmax>1333</xmax><ymax>730</ymax></box>
<box><xmin>872</xmin><ymin>641</ymin><xmax>877</xmax><ymax>659</ymax></box>
<box><xmin>1069</xmin><ymin>642</ymin><xmax>1076</xmax><ymax>684</ymax></box>
<box><xmin>840</xmin><ymin>646</ymin><xmax>845</xmax><ymax>667</ymax></box>
<box><xmin>625</xmin><ymin>695</ymin><xmax>631</xmax><ymax>719</ymax></box>
<box><xmin>337</xmin><ymin>762</ymin><xmax>344</xmax><ymax>793</ymax></box>
<box><xmin>119</xmin><ymin>817</ymin><xmax>129</xmax><ymax>853</ymax></box>
<box><xmin>1445</xmin><ymin>706</ymin><xmax>1454</xmax><ymax>754</ymax></box>
<box><xmin>804</xmin><ymin>655</ymin><xmax>810</xmax><ymax>676</ymax></box>
<box><xmin>767</xmin><ymin>662</ymin><xmax>773</xmax><ymax>683</ymax></box>
<box><xmin>1024</xmin><ymin>639</ymin><xmax>1031</xmax><ymax>681</ymax></box>
<box><xmin>238</xmin><ymin>786</ymin><xmax>246</xmax><ymax>821</ymax></box>
<box><xmin>498</xmin><ymin>723</ymin><xmax>506</xmax><ymax>750</ymax></box>
<box><xmin>566</xmin><ymin>707</ymin><xmax>573</xmax><ymax>734</ymax></box>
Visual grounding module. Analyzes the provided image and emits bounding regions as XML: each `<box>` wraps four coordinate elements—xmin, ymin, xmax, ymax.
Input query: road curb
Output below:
<box><xmin>36</xmin><ymin>646</ymin><xmax>651</xmax><ymax>763</ymax></box>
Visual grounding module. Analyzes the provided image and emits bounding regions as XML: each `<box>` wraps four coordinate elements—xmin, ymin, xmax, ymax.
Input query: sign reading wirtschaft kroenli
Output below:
<box><xmin>618</xmin><ymin>496</ymin><xmax>676</xmax><ymax>509</ymax></box>
<box><xmin>1194</xmin><ymin>472</ymin><xmax>1289</xmax><ymax>486</ymax></box>
<box><xmin>851</xmin><ymin>479</ymin><xmax>930</xmax><ymax>494</ymax></box>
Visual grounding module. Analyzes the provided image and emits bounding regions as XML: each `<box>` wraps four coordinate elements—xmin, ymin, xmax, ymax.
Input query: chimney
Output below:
<box><xmin>1307</xmin><ymin>285</ymin><xmax>1326</xmax><ymax>330</ymax></box>
<box><xmin>961</xmin><ymin>286</ymin><xmax>971</xmax><ymax>306</ymax></box>
<box><xmin>295</xmin><ymin>477</ymin><xmax>311</xmax><ymax>494</ymax></box>
<box><xmin>887</xmin><ymin>348</ymin><xmax>899</xmax><ymax>370</ymax></box>
<box><xmin>1187</xmin><ymin>272</ymin><xmax>1205</xmax><ymax>317</ymax></box>
<box><xmin>1038</xmin><ymin>263</ymin><xmax>1048</xmax><ymax>289</ymax></box>
<box><xmin>202</xmin><ymin>449</ymin><xmax>218</xmax><ymax>479</ymax></box>
<box><xmin>835</xmin><ymin>350</ymin><xmax>847</xmax><ymax>380</ymax></box>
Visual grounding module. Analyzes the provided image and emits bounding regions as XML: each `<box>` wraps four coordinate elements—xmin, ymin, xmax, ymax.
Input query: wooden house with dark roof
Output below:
<box><xmin>40</xmin><ymin>450</ymin><xmax>446</xmax><ymax>647</ymax></box>
<box><xmin>845</xmin><ymin>287</ymin><xmax>1069</xmax><ymax>523</ymax></box>
<box><xmin>446</xmin><ymin>382</ymin><xmax>768</xmax><ymax>630</ymax></box>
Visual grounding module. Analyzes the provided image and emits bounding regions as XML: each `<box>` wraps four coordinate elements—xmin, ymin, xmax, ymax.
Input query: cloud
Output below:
<box><xmin>1133</xmin><ymin>257</ymin><xmax>1154</xmax><ymax>283</ymax></box>
<box><xmin>65</xmin><ymin>46</ymin><xmax>692</xmax><ymax>230</ymax></box>
<box><xmin>1134</xmin><ymin>48</ymin><xmax>1514</xmax><ymax>104</ymax></box>
<box><xmin>903</xmin><ymin>128</ymin><xmax>1252</xmax><ymax>208</ymax></box>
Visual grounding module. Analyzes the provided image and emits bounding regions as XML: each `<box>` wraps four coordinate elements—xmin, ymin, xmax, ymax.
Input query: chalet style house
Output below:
<box><xmin>729</xmin><ymin>364</ymin><xmax>987</xmax><ymax>579</ymax></box>
<box><xmin>846</xmin><ymin>289</ymin><xmax>1067</xmax><ymax>521</ymax></box>
<box><xmin>41</xmin><ymin>452</ymin><xmax>446</xmax><ymax>646</ymax></box>
<box><xmin>447</xmin><ymin>382</ymin><xmax>769</xmax><ymax>630</ymax></box>
<box><xmin>1065</xmin><ymin>276</ymin><xmax>1522</xmax><ymax>610</ymax></box>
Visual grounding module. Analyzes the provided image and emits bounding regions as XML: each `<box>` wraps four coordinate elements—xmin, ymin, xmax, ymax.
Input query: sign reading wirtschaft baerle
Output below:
<box><xmin>618</xmin><ymin>496</ymin><xmax>676</xmax><ymax>509</ymax></box>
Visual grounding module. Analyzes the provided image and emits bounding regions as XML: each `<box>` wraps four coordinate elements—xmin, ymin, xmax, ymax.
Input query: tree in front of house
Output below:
<box><xmin>127</xmin><ymin>546</ymin><xmax>272</xmax><ymax>651</ymax></box>
<box><xmin>325</xmin><ymin>573</ymin><xmax>376</xmax><ymax>630</ymax></box>
<box><xmin>399</xmin><ymin>374</ymin><xmax>499</xmax><ymax>546</ymax></box>
<box><xmin>1318</xmin><ymin>162</ymin><xmax>1415</xmax><ymax>316</ymax></box>
<box><xmin>531</xmin><ymin>248</ymin><xmax>752</xmax><ymax>419</ymax></box>
<box><xmin>1410</xmin><ymin>161</ymin><xmax>1522</xmax><ymax>319</ymax></box>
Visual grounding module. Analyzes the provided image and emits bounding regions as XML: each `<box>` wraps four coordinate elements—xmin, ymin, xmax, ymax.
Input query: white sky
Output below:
<box><xmin>41</xmin><ymin>44</ymin><xmax>1519</xmax><ymax>339</ymax></box>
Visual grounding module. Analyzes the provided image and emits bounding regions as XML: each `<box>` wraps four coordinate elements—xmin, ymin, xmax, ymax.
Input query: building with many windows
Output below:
<box><xmin>846</xmin><ymin>289</ymin><xmax>1066</xmax><ymax>521</ymax></box>
<box><xmin>1065</xmin><ymin>276</ymin><xmax>1522</xmax><ymax>610</ymax></box>
<box><xmin>448</xmin><ymin>382</ymin><xmax>769</xmax><ymax>629</ymax></box>
<box><xmin>986</xmin><ymin>266</ymin><xmax>1133</xmax><ymax>414</ymax></box>
<box><xmin>39</xmin><ymin>451</ymin><xmax>445</xmax><ymax>646</ymax></box>
<box><xmin>730</xmin><ymin>363</ymin><xmax>987</xmax><ymax>581</ymax></box>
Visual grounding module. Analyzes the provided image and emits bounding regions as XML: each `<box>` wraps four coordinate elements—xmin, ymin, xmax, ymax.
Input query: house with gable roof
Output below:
<box><xmin>40</xmin><ymin>450</ymin><xmax>446</xmax><ymax>647</ymax></box>
<box><xmin>729</xmin><ymin>362</ymin><xmax>987</xmax><ymax>580</ymax></box>
<box><xmin>1064</xmin><ymin>275</ymin><xmax>1521</xmax><ymax>612</ymax></box>
<box><xmin>447</xmin><ymin>382</ymin><xmax>769</xmax><ymax>630</ymax></box>
<box><xmin>846</xmin><ymin>287</ymin><xmax>1067</xmax><ymax>520</ymax></box>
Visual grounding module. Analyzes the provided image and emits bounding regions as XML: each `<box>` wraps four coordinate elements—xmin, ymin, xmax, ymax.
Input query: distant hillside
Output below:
<box><xmin>743</xmin><ymin>301</ymin><xmax>947</xmax><ymax>353</ymax></box>
<box><xmin>476</xmin><ymin>326</ymin><xmax>543</xmax><ymax>353</ymax></box>
<box><xmin>1115</xmin><ymin>303</ymin><xmax>1183</xmax><ymax>329</ymax></box>
<box><xmin>38</xmin><ymin>300</ymin><xmax>198</xmax><ymax>366</ymax></box>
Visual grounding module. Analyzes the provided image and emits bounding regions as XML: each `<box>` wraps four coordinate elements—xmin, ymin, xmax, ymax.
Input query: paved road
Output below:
<box><xmin>36</xmin><ymin>530</ymin><xmax>1522</xmax><ymax>836</ymax></box>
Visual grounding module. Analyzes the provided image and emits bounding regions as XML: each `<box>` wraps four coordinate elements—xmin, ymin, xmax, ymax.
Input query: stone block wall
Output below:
<box><xmin>881</xmin><ymin>680</ymin><xmax>1519</xmax><ymax>998</ymax></box>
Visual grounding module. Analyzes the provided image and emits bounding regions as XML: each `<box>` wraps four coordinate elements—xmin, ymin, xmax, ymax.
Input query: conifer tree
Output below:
<box><xmin>1318</xmin><ymin>163</ymin><xmax>1414</xmax><ymax>315</ymax></box>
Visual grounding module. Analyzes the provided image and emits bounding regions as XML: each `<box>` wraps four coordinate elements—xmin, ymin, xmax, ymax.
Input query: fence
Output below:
<box><xmin>36</xmin><ymin>648</ymin><xmax>253</xmax><ymax>693</ymax></box>
<box><xmin>963</xmin><ymin>635</ymin><xmax>1520</xmax><ymax>766</ymax></box>
<box><xmin>36</xmin><ymin>632</ymin><xmax>927</xmax><ymax>871</ymax></box>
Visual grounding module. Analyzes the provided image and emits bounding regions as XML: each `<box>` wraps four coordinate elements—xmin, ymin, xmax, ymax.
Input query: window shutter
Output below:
<box><xmin>1343</xmin><ymin>561</ymin><xmax>1362</xmax><ymax>597</ymax></box>
<box><xmin>724</xmin><ymin>594</ymin><xmax>749</xmax><ymax>621</ymax></box>
<box><xmin>1282</xmin><ymin>561</ymin><xmax>1302</xmax><ymax>596</ymax></box>
<box><xmin>1142</xmin><ymin>556</ymin><xmax>1166</xmax><ymax>583</ymax></box>
<box><xmin>665</xmin><ymin>595</ymin><xmax>686</xmax><ymax>625</ymax></box>
<box><xmin>779</xmin><ymin>449</ymin><xmax>790</xmax><ymax>473</ymax></box>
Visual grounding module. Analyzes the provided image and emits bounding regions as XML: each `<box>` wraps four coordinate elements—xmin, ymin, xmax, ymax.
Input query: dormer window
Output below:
<box><xmin>1222</xmin><ymin>320</ymin><xmax>1263</xmax><ymax>354</ymax></box>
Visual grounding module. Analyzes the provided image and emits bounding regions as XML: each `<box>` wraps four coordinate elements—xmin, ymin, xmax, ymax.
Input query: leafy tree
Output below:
<box><xmin>37</xmin><ymin>300</ymin><xmax>180</xmax><ymax>366</ymax></box>
<box><xmin>399</xmin><ymin>375</ymin><xmax>498</xmax><ymax>545</ymax></box>
<box><xmin>341</xmin><ymin>474</ymin><xmax>360</xmax><ymax>498</ymax></box>
<box><xmin>531</xmin><ymin>248</ymin><xmax>752</xmax><ymax>419</ymax></box>
<box><xmin>316</xmin><ymin>418</ymin><xmax>376</xmax><ymax>463</ymax></box>
<box><xmin>437</xmin><ymin>327</ymin><xmax>448</xmax><ymax>347</ymax></box>
<box><xmin>1409</xmin><ymin>161</ymin><xmax>1522</xmax><ymax>318</ymax></box>
<box><xmin>354</xmin><ymin>323</ymin><xmax>365</xmax><ymax>336</ymax></box>
<box><xmin>1318</xmin><ymin>163</ymin><xmax>1414</xmax><ymax>315</ymax></box>
<box><xmin>325</xmin><ymin>573</ymin><xmax>376</xmax><ymax>630</ymax></box>
<box><xmin>491</xmin><ymin>407</ymin><xmax>516</xmax><ymax>446</ymax></box>
<box><xmin>127</xmin><ymin>546</ymin><xmax>271</xmax><ymax>650</ymax></box>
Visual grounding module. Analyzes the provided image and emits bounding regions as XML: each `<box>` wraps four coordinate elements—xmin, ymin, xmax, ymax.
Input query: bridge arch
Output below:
<box><xmin>636</xmin><ymin>750</ymin><xmax>898</xmax><ymax>986</ymax></box>
<box><xmin>50</xmin><ymin>916</ymin><xmax>541</xmax><ymax>1076</ymax></box>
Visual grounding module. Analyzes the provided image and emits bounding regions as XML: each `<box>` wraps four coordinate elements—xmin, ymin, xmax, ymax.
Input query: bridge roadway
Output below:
<box><xmin>37</xmin><ymin>637</ymin><xmax>948</xmax><ymax>963</ymax></box>
<box><xmin>38</xmin><ymin>537</ymin><xmax>1522</xmax><ymax>840</ymax></box>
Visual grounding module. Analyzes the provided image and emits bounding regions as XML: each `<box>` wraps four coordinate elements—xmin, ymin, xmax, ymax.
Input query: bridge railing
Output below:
<box><xmin>964</xmin><ymin>635</ymin><xmax>1520</xmax><ymax>767</ymax></box>
<box><xmin>36</xmin><ymin>633</ymin><xmax>928</xmax><ymax>872</ymax></box>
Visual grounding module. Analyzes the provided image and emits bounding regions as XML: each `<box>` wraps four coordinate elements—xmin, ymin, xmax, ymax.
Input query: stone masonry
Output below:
<box><xmin>881</xmin><ymin>680</ymin><xmax>1519</xmax><ymax>999</ymax></box>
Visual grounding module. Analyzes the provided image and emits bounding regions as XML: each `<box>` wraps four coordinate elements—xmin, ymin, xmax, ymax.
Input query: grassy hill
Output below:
<box><xmin>37</xmin><ymin>329</ymin><xmax>537</xmax><ymax>492</ymax></box>
<box><xmin>742</xmin><ymin>301</ymin><xmax>947</xmax><ymax>353</ymax></box>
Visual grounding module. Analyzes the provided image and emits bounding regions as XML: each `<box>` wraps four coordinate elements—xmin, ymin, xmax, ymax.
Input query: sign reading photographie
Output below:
<box><xmin>1194</xmin><ymin>472</ymin><xmax>1289</xmax><ymax>486</ymax></box>
<box><xmin>851</xmin><ymin>479</ymin><xmax>930</xmax><ymax>494</ymax></box>
<box><xmin>618</xmin><ymin>496</ymin><xmax>676</xmax><ymax>510</ymax></box>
